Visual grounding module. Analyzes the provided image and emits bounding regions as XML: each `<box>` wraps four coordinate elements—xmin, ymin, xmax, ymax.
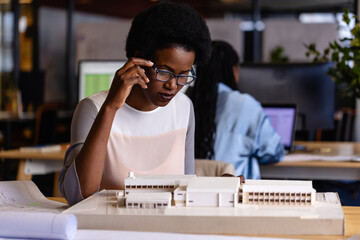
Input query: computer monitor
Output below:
<box><xmin>238</xmin><ymin>62</ymin><xmax>334</xmax><ymax>131</ymax></box>
<box><xmin>78</xmin><ymin>60</ymin><xmax>127</xmax><ymax>101</ymax></box>
<box><xmin>262</xmin><ymin>104</ymin><xmax>297</xmax><ymax>151</ymax></box>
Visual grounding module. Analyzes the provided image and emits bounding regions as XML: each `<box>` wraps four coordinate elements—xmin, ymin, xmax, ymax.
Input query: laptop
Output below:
<box><xmin>262</xmin><ymin>104</ymin><xmax>297</xmax><ymax>152</ymax></box>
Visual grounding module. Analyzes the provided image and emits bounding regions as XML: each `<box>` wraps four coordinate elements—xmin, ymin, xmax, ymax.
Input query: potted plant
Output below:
<box><xmin>305</xmin><ymin>9</ymin><xmax>360</xmax><ymax>141</ymax></box>
<box><xmin>270</xmin><ymin>46</ymin><xmax>289</xmax><ymax>63</ymax></box>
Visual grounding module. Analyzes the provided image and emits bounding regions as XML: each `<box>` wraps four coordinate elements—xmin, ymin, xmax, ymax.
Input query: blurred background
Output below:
<box><xmin>0</xmin><ymin>0</ymin><xmax>359</xmax><ymax>199</ymax></box>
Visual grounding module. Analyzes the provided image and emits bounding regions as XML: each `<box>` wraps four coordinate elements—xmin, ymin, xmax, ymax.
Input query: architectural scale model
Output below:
<box><xmin>122</xmin><ymin>172</ymin><xmax>316</xmax><ymax>208</ymax></box>
<box><xmin>64</xmin><ymin>173</ymin><xmax>344</xmax><ymax>236</ymax></box>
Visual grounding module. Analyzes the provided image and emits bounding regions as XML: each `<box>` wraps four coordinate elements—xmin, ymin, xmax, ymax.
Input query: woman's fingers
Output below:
<box><xmin>116</xmin><ymin>58</ymin><xmax>153</xmax><ymax>87</ymax></box>
<box><xmin>105</xmin><ymin>58</ymin><xmax>154</xmax><ymax>109</ymax></box>
<box><xmin>127</xmin><ymin>75</ymin><xmax>148</xmax><ymax>89</ymax></box>
<box><xmin>238</xmin><ymin>175</ymin><xmax>245</xmax><ymax>183</ymax></box>
<box><xmin>118</xmin><ymin>58</ymin><xmax>153</xmax><ymax>75</ymax></box>
<box><xmin>135</xmin><ymin>66</ymin><xmax>150</xmax><ymax>86</ymax></box>
<box><xmin>220</xmin><ymin>173</ymin><xmax>245</xmax><ymax>183</ymax></box>
<box><xmin>117</xmin><ymin>65</ymin><xmax>149</xmax><ymax>88</ymax></box>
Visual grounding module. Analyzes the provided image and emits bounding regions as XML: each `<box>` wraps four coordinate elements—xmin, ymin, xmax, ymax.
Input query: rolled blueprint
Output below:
<box><xmin>0</xmin><ymin>211</ymin><xmax>77</xmax><ymax>240</ymax></box>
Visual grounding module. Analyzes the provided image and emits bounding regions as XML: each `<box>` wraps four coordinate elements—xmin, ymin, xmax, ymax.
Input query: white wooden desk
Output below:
<box><xmin>260</xmin><ymin>141</ymin><xmax>360</xmax><ymax>181</ymax></box>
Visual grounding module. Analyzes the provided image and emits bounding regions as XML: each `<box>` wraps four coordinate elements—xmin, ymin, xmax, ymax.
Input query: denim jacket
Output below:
<box><xmin>213</xmin><ymin>83</ymin><xmax>285</xmax><ymax>179</ymax></box>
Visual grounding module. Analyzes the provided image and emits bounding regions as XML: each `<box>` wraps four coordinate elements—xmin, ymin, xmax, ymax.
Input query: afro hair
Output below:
<box><xmin>125</xmin><ymin>3</ymin><xmax>211</xmax><ymax>66</ymax></box>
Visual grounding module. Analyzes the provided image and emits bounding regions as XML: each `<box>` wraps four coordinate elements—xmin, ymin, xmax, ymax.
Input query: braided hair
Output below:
<box><xmin>191</xmin><ymin>40</ymin><xmax>240</xmax><ymax>159</ymax></box>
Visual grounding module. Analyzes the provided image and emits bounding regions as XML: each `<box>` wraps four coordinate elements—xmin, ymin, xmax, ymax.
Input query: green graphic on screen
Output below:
<box><xmin>85</xmin><ymin>74</ymin><xmax>112</xmax><ymax>98</ymax></box>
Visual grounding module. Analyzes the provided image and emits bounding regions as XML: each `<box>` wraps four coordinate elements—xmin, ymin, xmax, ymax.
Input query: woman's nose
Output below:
<box><xmin>164</xmin><ymin>77</ymin><xmax>178</xmax><ymax>90</ymax></box>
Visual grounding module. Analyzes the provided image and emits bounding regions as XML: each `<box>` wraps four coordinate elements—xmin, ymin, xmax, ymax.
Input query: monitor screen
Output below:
<box><xmin>263</xmin><ymin>105</ymin><xmax>296</xmax><ymax>149</ymax></box>
<box><xmin>238</xmin><ymin>63</ymin><xmax>334</xmax><ymax>131</ymax></box>
<box><xmin>78</xmin><ymin>60</ymin><xmax>127</xmax><ymax>101</ymax></box>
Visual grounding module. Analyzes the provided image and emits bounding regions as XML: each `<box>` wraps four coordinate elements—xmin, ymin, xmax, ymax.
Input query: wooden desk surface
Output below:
<box><xmin>280</xmin><ymin>141</ymin><xmax>360</xmax><ymax>167</ymax></box>
<box><xmin>343</xmin><ymin>206</ymin><xmax>360</xmax><ymax>237</ymax></box>
<box><xmin>277</xmin><ymin>159</ymin><xmax>360</xmax><ymax>168</ymax></box>
<box><xmin>0</xmin><ymin>145</ymin><xmax>68</xmax><ymax>196</ymax></box>
<box><xmin>1</xmin><ymin>141</ymin><xmax>358</xmax><ymax>164</ymax></box>
<box><xmin>5</xmin><ymin>141</ymin><xmax>359</xmax><ymax>194</ymax></box>
<box><xmin>48</xmin><ymin>197</ymin><xmax>68</xmax><ymax>204</ymax></box>
<box><xmin>260</xmin><ymin>141</ymin><xmax>360</xmax><ymax>169</ymax></box>
<box><xmin>0</xmin><ymin>111</ymin><xmax>35</xmax><ymax>121</ymax></box>
<box><xmin>0</xmin><ymin>144</ymin><xmax>68</xmax><ymax>160</ymax></box>
<box><xmin>260</xmin><ymin>141</ymin><xmax>360</xmax><ymax>181</ymax></box>
<box><xmin>294</xmin><ymin>141</ymin><xmax>360</xmax><ymax>156</ymax></box>
<box><xmin>47</xmin><ymin>196</ymin><xmax>360</xmax><ymax>239</ymax></box>
<box><xmin>267</xmin><ymin>207</ymin><xmax>360</xmax><ymax>239</ymax></box>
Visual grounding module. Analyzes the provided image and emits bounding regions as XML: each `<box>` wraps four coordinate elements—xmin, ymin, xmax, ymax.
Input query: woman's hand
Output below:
<box><xmin>221</xmin><ymin>173</ymin><xmax>245</xmax><ymax>183</ymax></box>
<box><xmin>104</xmin><ymin>58</ymin><xmax>153</xmax><ymax>110</ymax></box>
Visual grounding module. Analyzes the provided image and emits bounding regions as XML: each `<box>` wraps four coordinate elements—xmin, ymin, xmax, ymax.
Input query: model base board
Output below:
<box><xmin>64</xmin><ymin>190</ymin><xmax>344</xmax><ymax>235</ymax></box>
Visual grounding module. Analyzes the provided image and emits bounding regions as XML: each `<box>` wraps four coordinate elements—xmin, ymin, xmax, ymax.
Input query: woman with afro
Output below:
<box><xmin>60</xmin><ymin>3</ymin><xmax>211</xmax><ymax>205</ymax></box>
<box><xmin>191</xmin><ymin>40</ymin><xmax>284</xmax><ymax>180</ymax></box>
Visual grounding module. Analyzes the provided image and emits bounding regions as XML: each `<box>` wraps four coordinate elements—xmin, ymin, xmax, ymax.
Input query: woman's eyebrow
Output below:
<box><xmin>157</xmin><ymin>64</ymin><xmax>191</xmax><ymax>74</ymax></box>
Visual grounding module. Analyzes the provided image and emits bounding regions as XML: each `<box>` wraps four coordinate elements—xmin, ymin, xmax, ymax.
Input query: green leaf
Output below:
<box><xmin>324</xmin><ymin>47</ymin><xmax>330</xmax><ymax>55</ymax></box>
<box><xmin>352</xmin><ymin>65</ymin><xmax>360</xmax><ymax>77</ymax></box>
<box><xmin>340</xmin><ymin>37</ymin><xmax>353</xmax><ymax>42</ymax></box>
<box><xmin>351</xmin><ymin>25</ymin><xmax>360</xmax><ymax>46</ymax></box>
<box><xmin>333</xmin><ymin>40</ymin><xmax>343</xmax><ymax>50</ymax></box>
<box><xmin>331</xmin><ymin>52</ymin><xmax>339</xmax><ymax>62</ymax></box>
<box><xmin>343</xmin><ymin>8</ymin><xmax>350</xmax><ymax>25</ymax></box>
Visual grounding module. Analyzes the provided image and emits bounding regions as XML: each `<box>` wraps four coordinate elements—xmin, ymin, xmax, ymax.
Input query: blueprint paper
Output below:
<box><xmin>0</xmin><ymin>181</ymin><xmax>66</xmax><ymax>212</ymax></box>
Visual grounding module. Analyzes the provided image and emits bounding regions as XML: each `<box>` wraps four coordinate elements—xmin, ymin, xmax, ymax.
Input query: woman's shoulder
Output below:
<box><xmin>220</xmin><ymin>89</ymin><xmax>262</xmax><ymax>109</ymax></box>
<box><xmin>85</xmin><ymin>90</ymin><xmax>109</xmax><ymax>109</ymax></box>
<box><xmin>74</xmin><ymin>90</ymin><xmax>109</xmax><ymax>115</ymax></box>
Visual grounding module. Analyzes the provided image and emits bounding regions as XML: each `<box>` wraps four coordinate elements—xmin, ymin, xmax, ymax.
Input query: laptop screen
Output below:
<box><xmin>262</xmin><ymin>104</ymin><xmax>296</xmax><ymax>150</ymax></box>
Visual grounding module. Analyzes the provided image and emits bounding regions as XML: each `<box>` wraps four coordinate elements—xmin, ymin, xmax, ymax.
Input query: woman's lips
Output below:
<box><xmin>158</xmin><ymin>92</ymin><xmax>174</xmax><ymax>102</ymax></box>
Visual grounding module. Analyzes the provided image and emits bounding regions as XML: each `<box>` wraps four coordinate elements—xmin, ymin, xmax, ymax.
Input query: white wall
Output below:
<box><xmin>76</xmin><ymin>20</ymin><xmax>132</xmax><ymax>64</ymax></box>
<box><xmin>206</xmin><ymin>19</ymin><xmax>243</xmax><ymax>58</ymax></box>
<box><xmin>76</xmin><ymin>18</ymin><xmax>243</xmax><ymax>63</ymax></box>
<box><xmin>262</xmin><ymin>19</ymin><xmax>338</xmax><ymax>62</ymax></box>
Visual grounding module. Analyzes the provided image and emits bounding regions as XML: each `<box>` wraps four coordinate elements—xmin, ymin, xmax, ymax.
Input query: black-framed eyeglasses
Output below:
<box><xmin>152</xmin><ymin>65</ymin><xmax>196</xmax><ymax>86</ymax></box>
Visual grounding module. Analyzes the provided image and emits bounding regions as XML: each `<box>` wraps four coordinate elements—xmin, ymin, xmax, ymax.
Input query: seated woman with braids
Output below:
<box><xmin>190</xmin><ymin>40</ymin><xmax>284</xmax><ymax>179</ymax></box>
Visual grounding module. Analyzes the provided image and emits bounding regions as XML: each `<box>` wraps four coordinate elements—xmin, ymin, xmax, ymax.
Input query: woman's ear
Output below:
<box><xmin>233</xmin><ymin>63</ymin><xmax>240</xmax><ymax>83</ymax></box>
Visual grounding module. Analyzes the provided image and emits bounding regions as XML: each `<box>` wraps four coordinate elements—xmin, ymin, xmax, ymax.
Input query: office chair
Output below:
<box><xmin>31</xmin><ymin>103</ymin><xmax>67</xmax><ymax>197</ymax></box>
<box><xmin>335</xmin><ymin>108</ymin><xmax>355</xmax><ymax>141</ymax></box>
<box><xmin>33</xmin><ymin>103</ymin><xmax>66</xmax><ymax>145</ymax></box>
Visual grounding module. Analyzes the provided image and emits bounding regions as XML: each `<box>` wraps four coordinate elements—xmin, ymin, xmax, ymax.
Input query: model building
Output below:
<box><xmin>241</xmin><ymin>179</ymin><xmax>316</xmax><ymax>206</ymax></box>
<box><xmin>122</xmin><ymin>172</ymin><xmax>316</xmax><ymax>209</ymax></box>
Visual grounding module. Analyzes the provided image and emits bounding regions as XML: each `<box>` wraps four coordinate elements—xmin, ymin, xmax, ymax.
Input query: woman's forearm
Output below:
<box><xmin>75</xmin><ymin>104</ymin><xmax>117</xmax><ymax>198</ymax></box>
